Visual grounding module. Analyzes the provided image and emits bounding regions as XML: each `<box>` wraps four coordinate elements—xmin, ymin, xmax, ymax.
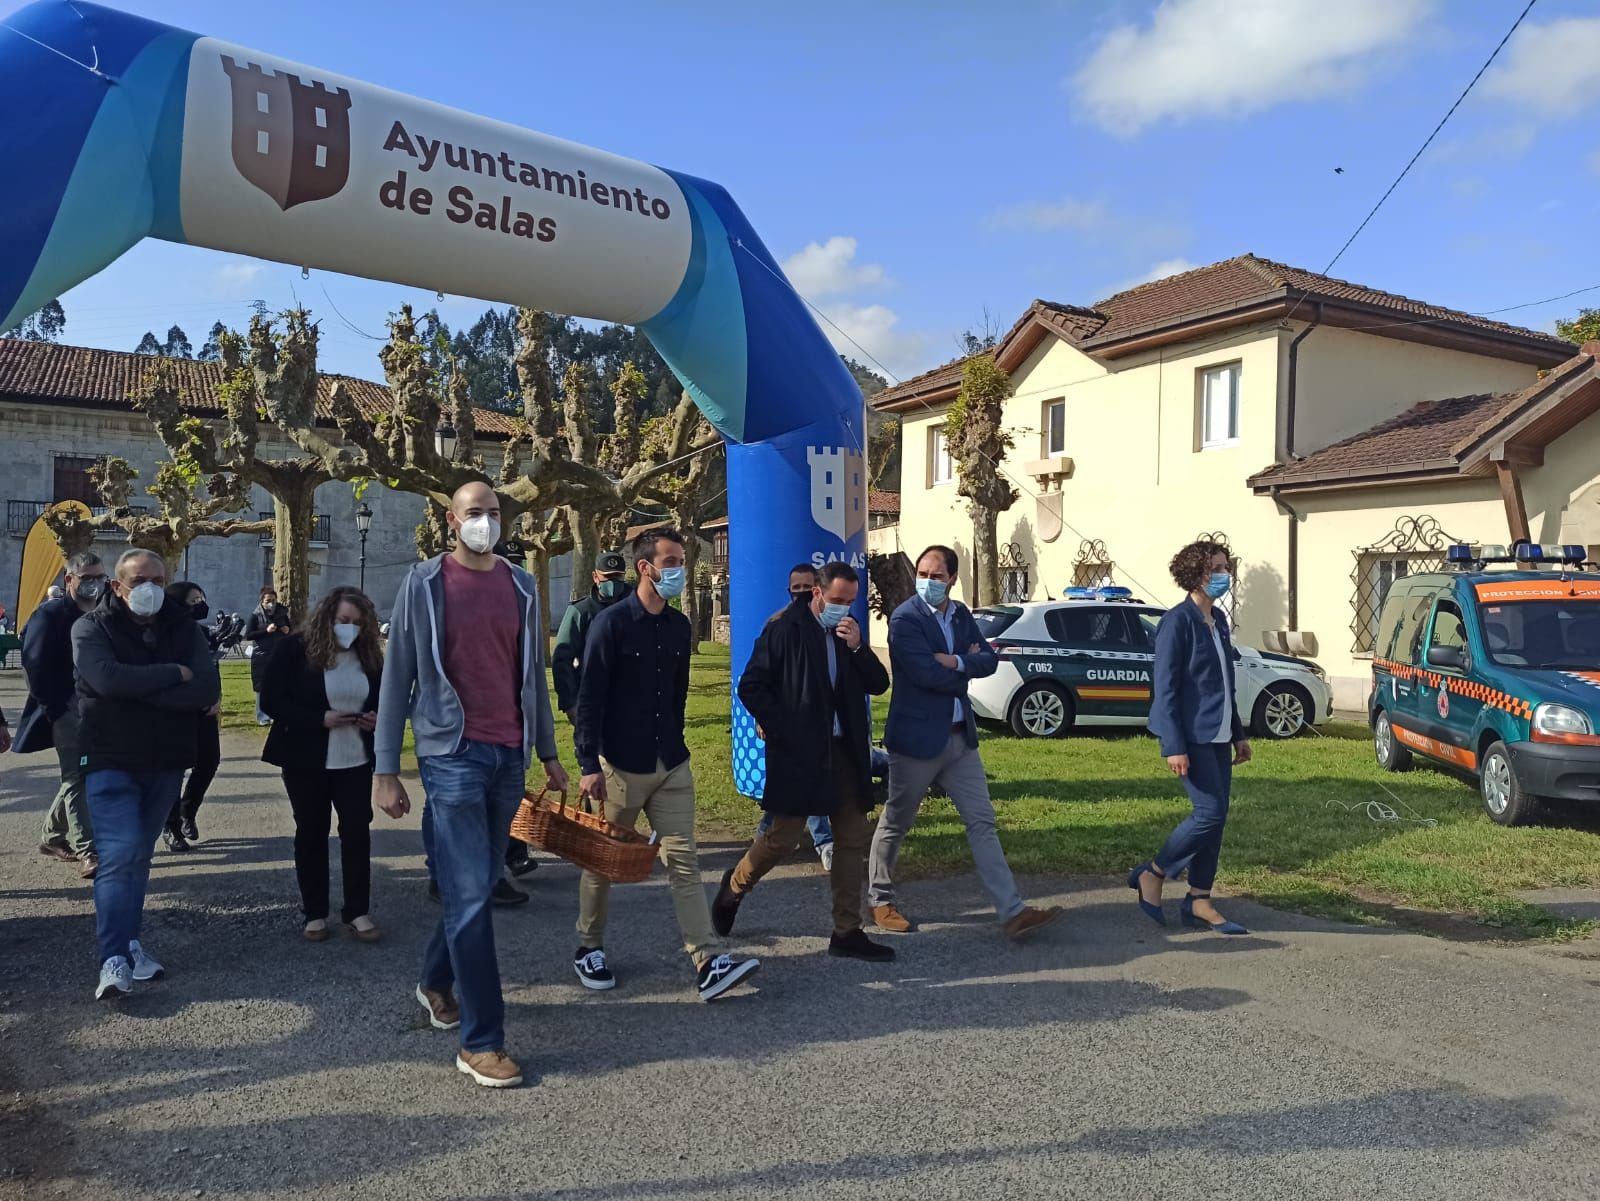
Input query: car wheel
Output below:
<box><xmin>1252</xmin><ymin>682</ymin><xmax>1312</xmax><ymax>739</ymax></box>
<box><xmin>1480</xmin><ymin>740</ymin><xmax>1538</xmax><ymax>826</ymax></box>
<box><xmin>1373</xmin><ymin>709</ymin><xmax>1411</xmax><ymax>772</ymax></box>
<box><xmin>1008</xmin><ymin>683</ymin><xmax>1073</xmax><ymax>738</ymax></box>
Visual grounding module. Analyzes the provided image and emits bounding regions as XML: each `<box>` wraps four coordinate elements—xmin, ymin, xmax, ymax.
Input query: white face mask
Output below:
<box><xmin>126</xmin><ymin>581</ymin><xmax>165</xmax><ymax>617</ymax></box>
<box><xmin>333</xmin><ymin>623</ymin><xmax>360</xmax><ymax>649</ymax></box>
<box><xmin>456</xmin><ymin>514</ymin><xmax>500</xmax><ymax>554</ymax></box>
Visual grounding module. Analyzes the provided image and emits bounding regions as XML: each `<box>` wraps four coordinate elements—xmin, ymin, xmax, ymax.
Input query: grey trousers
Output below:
<box><xmin>40</xmin><ymin>711</ymin><xmax>94</xmax><ymax>857</ymax></box>
<box><xmin>868</xmin><ymin>731</ymin><xmax>1024</xmax><ymax>923</ymax></box>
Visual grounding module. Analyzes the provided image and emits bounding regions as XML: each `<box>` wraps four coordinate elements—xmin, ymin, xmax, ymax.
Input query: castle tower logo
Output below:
<box><xmin>222</xmin><ymin>56</ymin><xmax>353</xmax><ymax>210</ymax></box>
<box><xmin>806</xmin><ymin>446</ymin><xmax>865</xmax><ymax>543</ymax></box>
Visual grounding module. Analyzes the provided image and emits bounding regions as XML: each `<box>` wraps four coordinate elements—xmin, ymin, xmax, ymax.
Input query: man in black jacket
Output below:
<box><xmin>711</xmin><ymin>562</ymin><xmax>894</xmax><ymax>960</ymax></box>
<box><xmin>18</xmin><ymin>551</ymin><xmax>107</xmax><ymax>877</ymax></box>
<box><xmin>245</xmin><ymin>586</ymin><xmax>291</xmax><ymax>725</ymax></box>
<box><xmin>572</xmin><ymin>527</ymin><xmax>759</xmax><ymax>1001</ymax></box>
<box><xmin>74</xmin><ymin>549</ymin><xmax>220</xmax><ymax>1001</ymax></box>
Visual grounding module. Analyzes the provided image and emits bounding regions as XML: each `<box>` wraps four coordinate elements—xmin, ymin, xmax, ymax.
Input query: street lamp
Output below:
<box><xmin>434</xmin><ymin>422</ymin><xmax>457</xmax><ymax>463</ymax></box>
<box><xmin>355</xmin><ymin>501</ymin><xmax>373</xmax><ymax>592</ymax></box>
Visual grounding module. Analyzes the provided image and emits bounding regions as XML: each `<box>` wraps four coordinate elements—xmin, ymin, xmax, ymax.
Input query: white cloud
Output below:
<box><xmin>1482</xmin><ymin>17</ymin><xmax>1600</xmax><ymax>116</ymax></box>
<box><xmin>780</xmin><ymin>236</ymin><xmax>889</xmax><ymax>299</ymax></box>
<box><xmin>1123</xmin><ymin>258</ymin><xmax>1200</xmax><ymax>289</ymax></box>
<box><xmin>216</xmin><ymin>260</ymin><xmax>264</xmax><ymax>287</ymax></box>
<box><xmin>1073</xmin><ymin>0</ymin><xmax>1431</xmax><ymax>135</ymax></box>
<box><xmin>985</xmin><ymin>196</ymin><xmax>1106</xmax><ymax>232</ymax></box>
<box><xmin>813</xmin><ymin>302</ymin><xmax>928</xmax><ymax>381</ymax></box>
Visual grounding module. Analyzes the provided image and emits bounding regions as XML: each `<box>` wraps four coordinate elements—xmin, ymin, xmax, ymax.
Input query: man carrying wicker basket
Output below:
<box><xmin>571</xmin><ymin>527</ymin><xmax>761</xmax><ymax>1002</ymax></box>
<box><xmin>373</xmin><ymin>483</ymin><xmax>570</xmax><ymax>1090</ymax></box>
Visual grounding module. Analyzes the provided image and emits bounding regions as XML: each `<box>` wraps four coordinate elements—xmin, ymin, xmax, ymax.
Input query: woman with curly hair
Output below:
<box><xmin>261</xmin><ymin>587</ymin><xmax>384</xmax><ymax>943</ymax></box>
<box><xmin>1128</xmin><ymin>540</ymin><xmax>1252</xmax><ymax>935</ymax></box>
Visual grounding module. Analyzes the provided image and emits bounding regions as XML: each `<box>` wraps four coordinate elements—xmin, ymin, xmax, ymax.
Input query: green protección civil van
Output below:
<box><xmin>1368</xmin><ymin>542</ymin><xmax>1600</xmax><ymax>825</ymax></box>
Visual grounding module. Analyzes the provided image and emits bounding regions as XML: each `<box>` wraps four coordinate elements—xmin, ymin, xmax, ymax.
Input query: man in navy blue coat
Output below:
<box><xmin>867</xmin><ymin>545</ymin><xmax>1060</xmax><ymax>940</ymax></box>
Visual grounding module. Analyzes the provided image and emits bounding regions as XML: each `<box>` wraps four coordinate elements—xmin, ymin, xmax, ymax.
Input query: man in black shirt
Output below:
<box><xmin>572</xmin><ymin>527</ymin><xmax>759</xmax><ymax>1003</ymax></box>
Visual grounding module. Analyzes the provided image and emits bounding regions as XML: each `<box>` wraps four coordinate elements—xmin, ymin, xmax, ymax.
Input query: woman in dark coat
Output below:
<box><xmin>245</xmin><ymin>585</ymin><xmax>292</xmax><ymax>725</ymax></box>
<box><xmin>1130</xmin><ymin>540</ymin><xmax>1253</xmax><ymax>935</ymax></box>
<box><xmin>261</xmin><ymin>586</ymin><xmax>383</xmax><ymax>943</ymax></box>
<box><xmin>162</xmin><ymin>581</ymin><xmax>222</xmax><ymax>852</ymax></box>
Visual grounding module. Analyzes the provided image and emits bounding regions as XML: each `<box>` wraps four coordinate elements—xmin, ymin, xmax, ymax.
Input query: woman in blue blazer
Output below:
<box><xmin>1129</xmin><ymin>541</ymin><xmax>1253</xmax><ymax>934</ymax></box>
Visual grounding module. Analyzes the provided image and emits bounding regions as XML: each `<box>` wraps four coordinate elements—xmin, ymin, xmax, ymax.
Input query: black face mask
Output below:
<box><xmin>189</xmin><ymin>602</ymin><xmax>210</xmax><ymax>621</ymax></box>
<box><xmin>74</xmin><ymin>577</ymin><xmax>107</xmax><ymax>604</ymax></box>
<box><xmin>790</xmin><ymin>590</ymin><xmax>813</xmax><ymax>604</ymax></box>
<box><xmin>596</xmin><ymin>578</ymin><xmax>629</xmax><ymax>604</ymax></box>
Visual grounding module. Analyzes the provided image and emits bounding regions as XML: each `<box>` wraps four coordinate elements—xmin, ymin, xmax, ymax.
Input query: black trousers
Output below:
<box><xmin>282</xmin><ymin>765</ymin><xmax>374</xmax><ymax>923</ymax></box>
<box><xmin>168</xmin><ymin>716</ymin><xmax>221</xmax><ymax>832</ymax></box>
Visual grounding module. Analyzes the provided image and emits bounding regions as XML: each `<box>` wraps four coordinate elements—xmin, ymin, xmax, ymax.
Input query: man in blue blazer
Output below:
<box><xmin>867</xmin><ymin>545</ymin><xmax>1060</xmax><ymax>940</ymax></box>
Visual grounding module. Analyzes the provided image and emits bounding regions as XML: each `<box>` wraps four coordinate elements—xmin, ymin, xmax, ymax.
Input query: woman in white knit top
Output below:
<box><xmin>261</xmin><ymin>588</ymin><xmax>385</xmax><ymax>943</ymax></box>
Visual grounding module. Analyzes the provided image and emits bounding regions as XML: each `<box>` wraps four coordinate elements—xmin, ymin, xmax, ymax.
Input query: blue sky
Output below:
<box><xmin>36</xmin><ymin>0</ymin><xmax>1600</xmax><ymax>383</ymax></box>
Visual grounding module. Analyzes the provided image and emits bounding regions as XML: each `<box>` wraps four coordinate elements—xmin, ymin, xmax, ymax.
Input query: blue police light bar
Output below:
<box><xmin>1448</xmin><ymin>543</ymin><xmax>1513</xmax><ymax>564</ymax></box>
<box><xmin>1514</xmin><ymin>542</ymin><xmax>1587</xmax><ymax>564</ymax></box>
<box><xmin>1063</xmin><ymin>586</ymin><xmax>1097</xmax><ymax>600</ymax></box>
<box><xmin>1447</xmin><ymin>544</ymin><xmax>1476</xmax><ymax>563</ymax></box>
<box><xmin>1095</xmin><ymin>586</ymin><xmax>1134</xmax><ymax>600</ymax></box>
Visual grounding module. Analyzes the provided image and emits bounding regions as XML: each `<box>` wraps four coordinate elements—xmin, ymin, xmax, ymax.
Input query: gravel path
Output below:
<box><xmin>3</xmin><ymin>672</ymin><xmax>1599</xmax><ymax>1200</ymax></box>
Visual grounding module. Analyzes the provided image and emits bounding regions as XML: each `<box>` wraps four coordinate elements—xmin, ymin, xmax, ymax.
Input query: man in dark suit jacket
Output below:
<box><xmin>711</xmin><ymin>562</ymin><xmax>894</xmax><ymax>961</ymax></box>
<box><xmin>868</xmin><ymin>545</ymin><xmax>1060</xmax><ymax>941</ymax></box>
<box><xmin>19</xmin><ymin>551</ymin><xmax>108</xmax><ymax>877</ymax></box>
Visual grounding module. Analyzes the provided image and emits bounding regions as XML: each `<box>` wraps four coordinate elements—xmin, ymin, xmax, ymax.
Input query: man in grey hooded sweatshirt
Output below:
<box><xmin>374</xmin><ymin>482</ymin><xmax>567</xmax><ymax>1090</ymax></box>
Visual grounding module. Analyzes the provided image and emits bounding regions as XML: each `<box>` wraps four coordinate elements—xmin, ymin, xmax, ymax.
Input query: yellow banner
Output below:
<box><xmin>16</xmin><ymin>501</ymin><xmax>91</xmax><ymax>630</ymax></box>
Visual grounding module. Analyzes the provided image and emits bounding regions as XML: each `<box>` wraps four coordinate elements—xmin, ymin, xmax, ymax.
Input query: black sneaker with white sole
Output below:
<box><xmin>696</xmin><ymin>954</ymin><xmax>760</xmax><ymax>1002</ymax></box>
<box><xmin>573</xmin><ymin>946</ymin><xmax>616</xmax><ymax>991</ymax></box>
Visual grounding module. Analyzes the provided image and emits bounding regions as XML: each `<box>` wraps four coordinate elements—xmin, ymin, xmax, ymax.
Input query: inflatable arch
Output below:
<box><xmin>1</xmin><ymin>0</ymin><xmax>868</xmax><ymax>796</ymax></box>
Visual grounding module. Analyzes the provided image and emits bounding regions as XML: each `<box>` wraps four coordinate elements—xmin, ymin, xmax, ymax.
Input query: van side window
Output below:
<box><xmin>1429</xmin><ymin>600</ymin><xmax>1467</xmax><ymax>652</ymax></box>
<box><xmin>1373</xmin><ymin>588</ymin><xmax>1409</xmax><ymax>660</ymax></box>
<box><xmin>1394</xmin><ymin>591</ymin><xmax>1435</xmax><ymax>664</ymax></box>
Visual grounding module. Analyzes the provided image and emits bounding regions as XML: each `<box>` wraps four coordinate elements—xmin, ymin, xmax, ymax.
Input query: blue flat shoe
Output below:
<box><xmin>1180</xmin><ymin>895</ymin><xmax>1248</xmax><ymax>935</ymax></box>
<box><xmin>1127</xmin><ymin>862</ymin><xmax>1166</xmax><ymax>927</ymax></box>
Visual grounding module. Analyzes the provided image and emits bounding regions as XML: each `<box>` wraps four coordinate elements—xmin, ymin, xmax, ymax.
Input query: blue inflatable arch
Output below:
<box><xmin>0</xmin><ymin>0</ymin><xmax>868</xmax><ymax>796</ymax></box>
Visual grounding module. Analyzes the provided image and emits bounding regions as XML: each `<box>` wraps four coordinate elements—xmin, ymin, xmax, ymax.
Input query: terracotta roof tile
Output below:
<box><xmin>0</xmin><ymin>338</ymin><xmax>522</xmax><ymax>436</ymax></box>
<box><xmin>868</xmin><ymin>489</ymin><xmax>900</xmax><ymax>514</ymax></box>
<box><xmin>1083</xmin><ymin>254</ymin><xmax>1573</xmax><ymax>349</ymax></box>
<box><xmin>1250</xmin><ymin>352</ymin><xmax>1597</xmax><ymax>488</ymax></box>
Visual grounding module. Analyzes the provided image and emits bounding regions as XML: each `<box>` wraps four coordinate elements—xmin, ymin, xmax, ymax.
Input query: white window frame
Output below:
<box><xmin>1043</xmin><ymin>399</ymin><xmax>1066</xmax><ymax>458</ymax></box>
<box><xmin>929</xmin><ymin>425</ymin><xmax>953</xmax><ymax>486</ymax></box>
<box><xmin>1199</xmin><ymin>362</ymin><xmax>1241</xmax><ymax>449</ymax></box>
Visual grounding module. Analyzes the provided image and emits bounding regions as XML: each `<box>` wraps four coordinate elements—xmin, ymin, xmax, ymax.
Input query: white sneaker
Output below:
<box><xmin>95</xmin><ymin>956</ymin><xmax>132</xmax><ymax>1000</ymax></box>
<box><xmin>129</xmin><ymin>940</ymin><xmax>165</xmax><ymax>981</ymax></box>
<box><xmin>818</xmin><ymin>843</ymin><xmax>835</xmax><ymax>872</ymax></box>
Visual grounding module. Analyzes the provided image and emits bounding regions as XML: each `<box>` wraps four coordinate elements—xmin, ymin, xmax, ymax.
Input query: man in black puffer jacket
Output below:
<box><xmin>73</xmin><ymin>549</ymin><xmax>219</xmax><ymax>1001</ymax></box>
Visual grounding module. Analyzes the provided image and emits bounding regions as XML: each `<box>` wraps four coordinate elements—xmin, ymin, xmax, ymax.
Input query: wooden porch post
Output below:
<box><xmin>1493</xmin><ymin>455</ymin><xmax>1532</xmax><ymax>545</ymax></box>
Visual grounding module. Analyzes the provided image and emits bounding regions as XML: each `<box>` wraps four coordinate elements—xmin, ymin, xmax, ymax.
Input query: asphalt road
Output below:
<box><xmin>3</xmin><ymin>672</ymin><xmax>1600</xmax><ymax>1200</ymax></box>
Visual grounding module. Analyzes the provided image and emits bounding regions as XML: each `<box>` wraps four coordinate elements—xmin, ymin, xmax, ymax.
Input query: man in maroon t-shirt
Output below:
<box><xmin>374</xmin><ymin>482</ymin><xmax>568</xmax><ymax>1090</ymax></box>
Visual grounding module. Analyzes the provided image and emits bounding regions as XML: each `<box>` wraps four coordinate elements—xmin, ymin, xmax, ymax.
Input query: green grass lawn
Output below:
<box><xmin>219</xmin><ymin>649</ymin><xmax>1600</xmax><ymax>938</ymax></box>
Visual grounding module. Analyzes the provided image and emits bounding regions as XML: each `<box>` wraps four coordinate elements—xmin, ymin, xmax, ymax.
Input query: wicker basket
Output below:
<box><xmin>509</xmin><ymin>788</ymin><xmax>659</xmax><ymax>884</ymax></box>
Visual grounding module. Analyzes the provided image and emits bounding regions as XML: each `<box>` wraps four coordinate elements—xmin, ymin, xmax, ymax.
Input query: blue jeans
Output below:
<box><xmin>86</xmin><ymin>768</ymin><xmax>184</xmax><ymax>965</ymax></box>
<box><xmin>1153</xmin><ymin>742</ymin><xmax>1233</xmax><ymax>892</ymax></box>
<box><xmin>416</xmin><ymin>741</ymin><xmax>525</xmax><ymax>1053</ymax></box>
<box><xmin>757</xmin><ymin>812</ymin><xmax>832</xmax><ymax>850</ymax></box>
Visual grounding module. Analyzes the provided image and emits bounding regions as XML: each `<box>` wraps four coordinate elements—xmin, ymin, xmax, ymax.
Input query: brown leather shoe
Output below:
<box><xmin>78</xmin><ymin>853</ymin><xmax>99</xmax><ymax>880</ymax></box>
<box><xmin>347</xmin><ymin>916</ymin><xmax>381</xmax><ymax>944</ymax></box>
<box><xmin>870</xmin><ymin>903</ymin><xmax>915</xmax><ymax>933</ymax></box>
<box><xmin>39</xmin><ymin>839</ymin><xmax>75</xmax><ymax>864</ymax></box>
<box><xmin>415</xmin><ymin>984</ymin><xmax>461</xmax><ymax>1030</ymax></box>
<box><xmin>457</xmin><ymin>1049</ymin><xmax>523</xmax><ymax>1088</ymax></box>
<box><xmin>1002</xmin><ymin>905</ymin><xmax>1062</xmax><ymax>941</ymax></box>
<box><xmin>302</xmin><ymin>919</ymin><xmax>331</xmax><ymax>943</ymax></box>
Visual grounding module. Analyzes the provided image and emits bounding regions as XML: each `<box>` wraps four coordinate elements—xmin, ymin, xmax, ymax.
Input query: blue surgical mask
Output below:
<box><xmin>820</xmin><ymin>602</ymin><xmax>850</xmax><ymax>629</ymax></box>
<box><xmin>916</xmin><ymin>578</ymin><xmax>948</xmax><ymax>606</ymax></box>
<box><xmin>653</xmin><ymin>565</ymin><xmax>686</xmax><ymax>600</ymax></box>
<box><xmin>1204</xmin><ymin>572</ymin><xmax>1231</xmax><ymax>599</ymax></box>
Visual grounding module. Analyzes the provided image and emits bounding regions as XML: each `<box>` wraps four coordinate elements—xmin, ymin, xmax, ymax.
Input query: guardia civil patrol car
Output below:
<box><xmin>969</xmin><ymin>587</ymin><xmax>1333</xmax><ymax>740</ymax></box>
<box><xmin>1368</xmin><ymin>543</ymin><xmax>1600</xmax><ymax>825</ymax></box>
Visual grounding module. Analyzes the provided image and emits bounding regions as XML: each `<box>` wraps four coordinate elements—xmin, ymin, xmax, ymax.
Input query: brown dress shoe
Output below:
<box><xmin>347</xmin><ymin>916</ymin><xmax>381</xmax><ymax>944</ymax></box>
<box><xmin>457</xmin><ymin>1049</ymin><xmax>523</xmax><ymax>1088</ymax></box>
<box><xmin>39</xmin><ymin>839</ymin><xmax>76</xmax><ymax>864</ymax></box>
<box><xmin>78</xmin><ymin>854</ymin><xmax>99</xmax><ymax>880</ymax></box>
<box><xmin>1002</xmin><ymin>905</ymin><xmax>1062</xmax><ymax>941</ymax></box>
<box><xmin>871</xmin><ymin>903</ymin><xmax>915</xmax><ymax>933</ymax></box>
<box><xmin>415</xmin><ymin>984</ymin><xmax>461</xmax><ymax>1030</ymax></box>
